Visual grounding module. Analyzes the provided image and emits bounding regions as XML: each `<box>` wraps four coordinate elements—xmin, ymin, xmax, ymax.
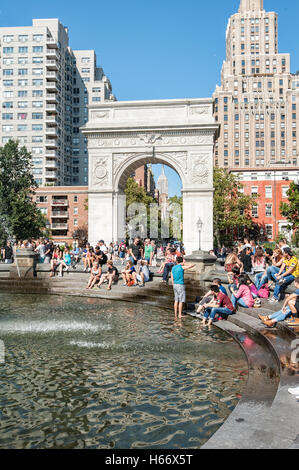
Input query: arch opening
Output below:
<box><xmin>115</xmin><ymin>154</ymin><xmax>183</xmax><ymax>246</ymax></box>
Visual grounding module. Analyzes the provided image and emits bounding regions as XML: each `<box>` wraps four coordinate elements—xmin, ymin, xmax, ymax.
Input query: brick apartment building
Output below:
<box><xmin>236</xmin><ymin>167</ymin><xmax>298</xmax><ymax>241</ymax></box>
<box><xmin>34</xmin><ymin>186</ymin><xmax>88</xmax><ymax>244</ymax></box>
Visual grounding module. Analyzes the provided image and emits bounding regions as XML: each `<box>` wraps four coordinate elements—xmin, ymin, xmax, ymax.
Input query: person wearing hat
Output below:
<box><xmin>270</xmin><ymin>248</ymin><xmax>299</xmax><ymax>303</ymax></box>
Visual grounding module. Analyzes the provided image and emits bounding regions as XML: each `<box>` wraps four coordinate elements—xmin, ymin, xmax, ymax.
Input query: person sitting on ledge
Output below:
<box><xmin>50</xmin><ymin>246</ymin><xmax>63</xmax><ymax>278</ymax></box>
<box><xmin>161</xmin><ymin>248</ymin><xmax>177</xmax><ymax>284</ymax></box>
<box><xmin>196</xmin><ymin>278</ymin><xmax>228</xmax><ymax>315</ymax></box>
<box><xmin>201</xmin><ymin>285</ymin><xmax>235</xmax><ymax>327</ymax></box>
<box><xmin>230</xmin><ymin>275</ymin><xmax>255</xmax><ymax>309</ymax></box>
<box><xmin>86</xmin><ymin>261</ymin><xmax>101</xmax><ymax>289</ymax></box>
<box><xmin>227</xmin><ymin>266</ymin><xmax>241</xmax><ymax>293</ymax></box>
<box><xmin>259</xmin><ymin>277</ymin><xmax>299</xmax><ymax>328</ymax></box>
<box><xmin>121</xmin><ymin>260</ymin><xmax>137</xmax><ymax>287</ymax></box>
<box><xmin>97</xmin><ymin>260</ymin><xmax>119</xmax><ymax>291</ymax></box>
<box><xmin>58</xmin><ymin>248</ymin><xmax>72</xmax><ymax>277</ymax></box>
<box><xmin>269</xmin><ymin>248</ymin><xmax>299</xmax><ymax>303</ymax></box>
<box><xmin>136</xmin><ymin>260</ymin><xmax>150</xmax><ymax>287</ymax></box>
<box><xmin>157</xmin><ymin>246</ymin><xmax>175</xmax><ymax>274</ymax></box>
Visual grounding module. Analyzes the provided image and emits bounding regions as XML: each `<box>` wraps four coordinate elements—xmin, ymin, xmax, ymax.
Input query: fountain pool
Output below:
<box><xmin>0</xmin><ymin>293</ymin><xmax>248</xmax><ymax>449</ymax></box>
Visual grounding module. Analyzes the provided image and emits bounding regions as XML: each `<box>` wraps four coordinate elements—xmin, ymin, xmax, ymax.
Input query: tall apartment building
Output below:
<box><xmin>0</xmin><ymin>19</ymin><xmax>114</xmax><ymax>187</ymax></box>
<box><xmin>213</xmin><ymin>0</ymin><xmax>299</xmax><ymax>240</ymax></box>
<box><xmin>71</xmin><ymin>50</ymin><xmax>115</xmax><ymax>185</ymax></box>
<box><xmin>213</xmin><ymin>0</ymin><xmax>299</xmax><ymax>170</ymax></box>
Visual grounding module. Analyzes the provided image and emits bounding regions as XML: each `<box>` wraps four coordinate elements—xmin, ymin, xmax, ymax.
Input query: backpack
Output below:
<box><xmin>258</xmin><ymin>284</ymin><xmax>270</xmax><ymax>299</ymax></box>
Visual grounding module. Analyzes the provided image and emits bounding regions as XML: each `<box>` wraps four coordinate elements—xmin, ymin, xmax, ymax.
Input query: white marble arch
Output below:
<box><xmin>82</xmin><ymin>98</ymin><xmax>219</xmax><ymax>254</ymax></box>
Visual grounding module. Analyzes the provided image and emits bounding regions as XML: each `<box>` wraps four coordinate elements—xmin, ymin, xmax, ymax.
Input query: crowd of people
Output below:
<box><xmin>197</xmin><ymin>237</ymin><xmax>299</xmax><ymax>328</ymax></box>
<box><xmin>1</xmin><ymin>236</ymin><xmax>298</xmax><ymax>328</ymax></box>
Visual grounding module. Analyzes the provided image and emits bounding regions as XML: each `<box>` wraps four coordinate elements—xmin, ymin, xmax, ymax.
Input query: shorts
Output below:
<box><xmin>173</xmin><ymin>284</ymin><xmax>186</xmax><ymax>303</ymax></box>
<box><xmin>119</xmin><ymin>252</ymin><xmax>125</xmax><ymax>259</ymax></box>
<box><xmin>136</xmin><ymin>274</ymin><xmax>149</xmax><ymax>283</ymax></box>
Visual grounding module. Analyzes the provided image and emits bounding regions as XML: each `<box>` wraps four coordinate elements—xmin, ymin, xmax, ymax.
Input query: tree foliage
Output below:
<box><xmin>280</xmin><ymin>182</ymin><xmax>299</xmax><ymax>231</ymax></box>
<box><xmin>0</xmin><ymin>140</ymin><xmax>47</xmax><ymax>243</ymax></box>
<box><xmin>72</xmin><ymin>225</ymin><xmax>88</xmax><ymax>246</ymax></box>
<box><xmin>125</xmin><ymin>177</ymin><xmax>156</xmax><ymax>208</ymax></box>
<box><xmin>213</xmin><ymin>168</ymin><xmax>258</xmax><ymax>245</ymax></box>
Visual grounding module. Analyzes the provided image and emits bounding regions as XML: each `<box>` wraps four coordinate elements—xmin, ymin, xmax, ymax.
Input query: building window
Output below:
<box><xmin>252</xmin><ymin>205</ymin><xmax>258</xmax><ymax>218</ymax></box>
<box><xmin>265</xmin><ymin>204</ymin><xmax>272</xmax><ymax>217</ymax></box>
<box><xmin>265</xmin><ymin>186</ymin><xmax>272</xmax><ymax>198</ymax></box>
<box><xmin>266</xmin><ymin>225</ymin><xmax>273</xmax><ymax>239</ymax></box>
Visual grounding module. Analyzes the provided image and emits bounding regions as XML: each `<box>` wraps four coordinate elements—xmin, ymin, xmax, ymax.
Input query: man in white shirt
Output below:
<box><xmin>98</xmin><ymin>240</ymin><xmax>108</xmax><ymax>254</ymax></box>
<box><xmin>279</xmin><ymin>239</ymin><xmax>290</xmax><ymax>254</ymax></box>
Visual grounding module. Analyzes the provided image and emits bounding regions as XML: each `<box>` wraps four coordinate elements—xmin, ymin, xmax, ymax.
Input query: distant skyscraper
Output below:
<box><xmin>157</xmin><ymin>165</ymin><xmax>168</xmax><ymax>199</ymax></box>
<box><xmin>0</xmin><ymin>19</ymin><xmax>114</xmax><ymax>187</ymax></box>
<box><xmin>213</xmin><ymin>0</ymin><xmax>299</xmax><ymax>240</ymax></box>
<box><xmin>213</xmin><ymin>0</ymin><xmax>298</xmax><ymax>170</ymax></box>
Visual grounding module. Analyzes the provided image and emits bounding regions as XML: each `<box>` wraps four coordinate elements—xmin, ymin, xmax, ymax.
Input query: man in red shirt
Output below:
<box><xmin>202</xmin><ymin>285</ymin><xmax>235</xmax><ymax>326</ymax></box>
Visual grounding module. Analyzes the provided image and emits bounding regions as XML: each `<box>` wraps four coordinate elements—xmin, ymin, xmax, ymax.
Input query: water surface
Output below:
<box><xmin>0</xmin><ymin>293</ymin><xmax>248</xmax><ymax>449</ymax></box>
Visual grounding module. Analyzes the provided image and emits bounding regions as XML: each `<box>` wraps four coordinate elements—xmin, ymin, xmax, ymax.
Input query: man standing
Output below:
<box><xmin>170</xmin><ymin>256</ymin><xmax>195</xmax><ymax>319</ymax></box>
<box><xmin>44</xmin><ymin>240</ymin><xmax>53</xmax><ymax>264</ymax></box>
<box><xmin>128</xmin><ymin>237</ymin><xmax>142</xmax><ymax>265</ymax></box>
<box><xmin>4</xmin><ymin>241</ymin><xmax>14</xmax><ymax>264</ymax></box>
<box><xmin>144</xmin><ymin>239</ymin><xmax>153</xmax><ymax>265</ymax></box>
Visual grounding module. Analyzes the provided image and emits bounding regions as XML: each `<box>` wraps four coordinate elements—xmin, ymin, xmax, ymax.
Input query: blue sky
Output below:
<box><xmin>1</xmin><ymin>0</ymin><xmax>298</xmax><ymax>196</ymax></box>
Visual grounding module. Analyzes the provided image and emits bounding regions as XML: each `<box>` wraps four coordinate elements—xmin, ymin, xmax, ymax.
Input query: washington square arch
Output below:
<box><xmin>82</xmin><ymin>98</ymin><xmax>219</xmax><ymax>255</ymax></box>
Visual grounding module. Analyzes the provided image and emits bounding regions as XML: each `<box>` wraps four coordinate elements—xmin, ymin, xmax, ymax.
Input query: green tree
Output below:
<box><xmin>279</xmin><ymin>182</ymin><xmax>299</xmax><ymax>231</ymax></box>
<box><xmin>168</xmin><ymin>195</ymin><xmax>183</xmax><ymax>241</ymax></box>
<box><xmin>213</xmin><ymin>168</ymin><xmax>258</xmax><ymax>246</ymax></box>
<box><xmin>124</xmin><ymin>178</ymin><xmax>156</xmax><ymax>238</ymax></box>
<box><xmin>125</xmin><ymin>177</ymin><xmax>155</xmax><ymax>208</ymax></box>
<box><xmin>0</xmin><ymin>140</ymin><xmax>47</xmax><ymax>242</ymax></box>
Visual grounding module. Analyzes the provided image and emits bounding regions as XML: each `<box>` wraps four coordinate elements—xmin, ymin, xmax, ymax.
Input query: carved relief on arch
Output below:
<box><xmin>191</xmin><ymin>153</ymin><xmax>210</xmax><ymax>185</ymax></box>
<box><xmin>92</xmin><ymin>157</ymin><xmax>109</xmax><ymax>187</ymax></box>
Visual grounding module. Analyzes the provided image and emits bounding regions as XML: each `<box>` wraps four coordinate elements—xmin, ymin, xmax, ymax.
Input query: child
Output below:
<box><xmin>121</xmin><ymin>261</ymin><xmax>137</xmax><ymax>287</ymax></box>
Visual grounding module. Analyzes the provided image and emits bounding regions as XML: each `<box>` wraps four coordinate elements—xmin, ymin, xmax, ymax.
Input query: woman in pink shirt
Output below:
<box><xmin>231</xmin><ymin>275</ymin><xmax>255</xmax><ymax>309</ymax></box>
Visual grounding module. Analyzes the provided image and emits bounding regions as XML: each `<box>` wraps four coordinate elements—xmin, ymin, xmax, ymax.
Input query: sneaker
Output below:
<box><xmin>138</xmin><ymin>284</ymin><xmax>145</xmax><ymax>288</ymax></box>
<box><xmin>123</xmin><ymin>283</ymin><xmax>127</xmax><ymax>287</ymax></box>
<box><xmin>268</xmin><ymin>297</ymin><xmax>279</xmax><ymax>303</ymax></box>
<box><xmin>58</xmin><ymin>273</ymin><xmax>62</xmax><ymax>278</ymax></box>
<box><xmin>288</xmin><ymin>386</ymin><xmax>299</xmax><ymax>396</ymax></box>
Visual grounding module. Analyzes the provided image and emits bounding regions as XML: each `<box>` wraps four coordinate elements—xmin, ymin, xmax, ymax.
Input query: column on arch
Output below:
<box><xmin>182</xmin><ymin>190</ymin><xmax>214</xmax><ymax>254</ymax></box>
<box><xmin>113</xmin><ymin>190</ymin><xmax>126</xmax><ymax>243</ymax></box>
<box><xmin>88</xmin><ymin>191</ymin><xmax>114</xmax><ymax>246</ymax></box>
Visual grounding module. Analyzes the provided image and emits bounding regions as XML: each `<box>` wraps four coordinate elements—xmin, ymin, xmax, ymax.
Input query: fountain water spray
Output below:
<box><xmin>0</xmin><ymin>340</ymin><xmax>4</xmax><ymax>364</ymax></box>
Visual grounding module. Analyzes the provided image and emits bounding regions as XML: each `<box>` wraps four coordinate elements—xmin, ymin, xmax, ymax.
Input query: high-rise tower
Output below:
<box><xmin>213</xmin><ymin>0</ymin><xmax>298</xmax><ymax>170</ymax></box>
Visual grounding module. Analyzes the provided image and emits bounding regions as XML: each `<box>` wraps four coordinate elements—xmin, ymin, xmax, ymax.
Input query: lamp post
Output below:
<box><xmin>196</xmin><ymin>217</ymin><xmax>203</xmax><ymax>251</ymax></box>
